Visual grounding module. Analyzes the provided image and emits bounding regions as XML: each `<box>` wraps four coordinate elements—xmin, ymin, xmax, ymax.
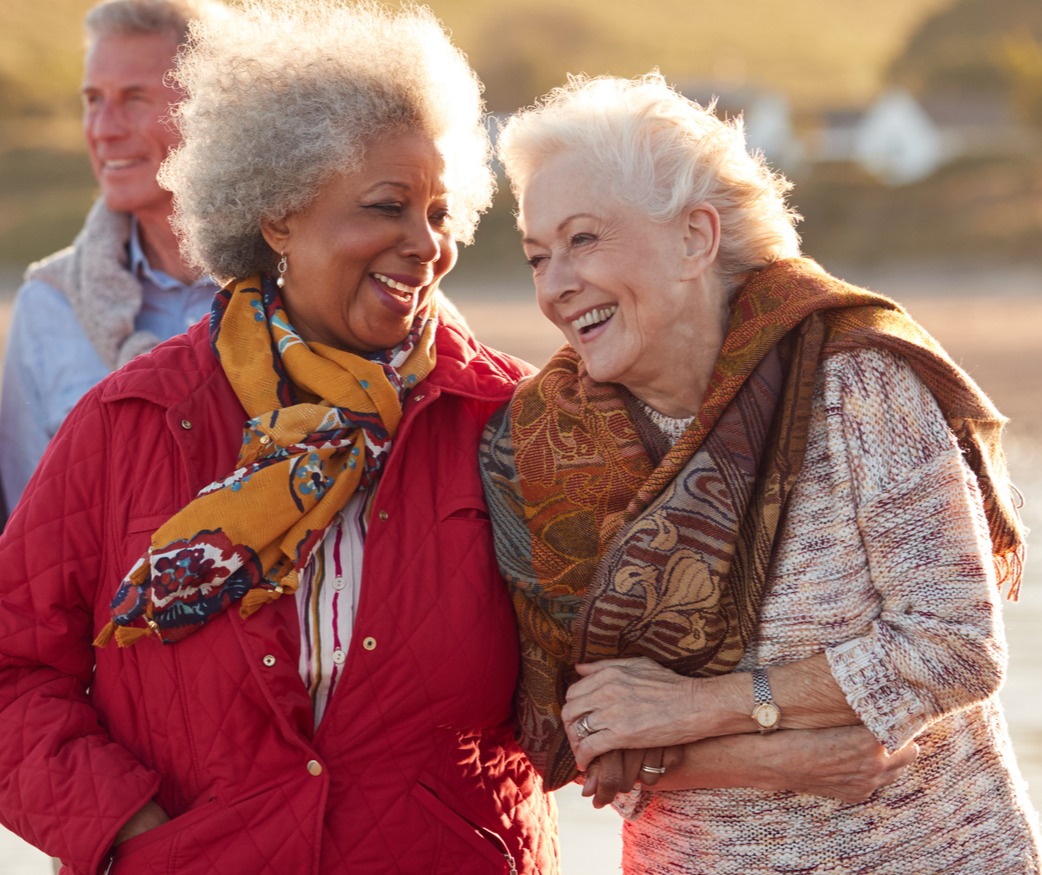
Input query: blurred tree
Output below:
<box><xmin>888</xmin><ymin>0</ymin><xmax>1042</xmax><ymax>105</ymax></box>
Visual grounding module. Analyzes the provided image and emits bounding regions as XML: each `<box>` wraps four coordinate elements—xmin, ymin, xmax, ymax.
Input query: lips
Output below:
<box><xmin>571</xmin><ymin>305</ymin><xmax>618</xmax><ymax>334</ymax></box>
<box><xmin>372</xmin><ymin>271</ymin><xmax>423</xmax><ymax>303</ymax></box>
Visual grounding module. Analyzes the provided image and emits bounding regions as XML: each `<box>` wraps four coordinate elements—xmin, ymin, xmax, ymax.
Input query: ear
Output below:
<box><xmin>260</xmin><ymin>215</ymin><xmax>292</xmax><ymax>256</ymax></box>
<box><xmin>678</xmin><ymin>203</ymin><xmax>720</xmax><ymax>282</ymax></box>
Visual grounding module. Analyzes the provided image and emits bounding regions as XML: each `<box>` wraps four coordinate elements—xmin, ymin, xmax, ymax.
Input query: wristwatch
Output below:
<box><xmin>751</xmin><ymin>667</ymin><xmax>781</xmax><ymax>733</ymax></box>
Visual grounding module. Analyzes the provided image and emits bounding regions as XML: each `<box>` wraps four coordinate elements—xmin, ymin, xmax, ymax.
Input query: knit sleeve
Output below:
<box><xmin>822</xmin><ymin>348</ymin><xmax>1006</xmax><ymax>752</ymax></box>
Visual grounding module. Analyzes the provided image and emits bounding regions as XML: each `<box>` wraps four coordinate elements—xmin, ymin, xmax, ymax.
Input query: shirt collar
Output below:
<box><xmin>128</xmin><ymin>216</ymin><xmax>207</xmax><ymax>291</ymax></box>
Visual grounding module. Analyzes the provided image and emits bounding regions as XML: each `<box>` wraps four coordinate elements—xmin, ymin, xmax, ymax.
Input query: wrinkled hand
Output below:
<box><xmin>563</xmin><ymin>657</ymin><xmax>701</xmax><ymax>770</ymax></box>
<box><xmin>581</xmin><ymin>746</ymin><xmax>684</xmax><ymax>808</ymax></box>
<box><xmin>758</xmin><ymin>726</ymin><xmax>919</xmax><ymax>802</ymax></box>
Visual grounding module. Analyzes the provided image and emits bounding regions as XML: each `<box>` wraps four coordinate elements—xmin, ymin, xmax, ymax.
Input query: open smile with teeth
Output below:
<box><xmin>571</xmin><ymin>305</ymin><xmax>618</xmax><ymax>334</ymax></box>
<box><xmin>103</xmin><ymin>159</ymin><xmax>141</xmax><ymax>170</ymax></box>
<box><xmin>372</xmin><ymin>272</ymin><xmax>420</xmax><ymax>302</ymax></box>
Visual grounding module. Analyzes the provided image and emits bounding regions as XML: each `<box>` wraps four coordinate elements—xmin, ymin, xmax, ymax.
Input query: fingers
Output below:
<box><xmin>635</xmin><ymin>747</ymin><xmax>666</xmax><ymax>788</ymax></box>
<box><xmin>583</xmin><ymin>748</ymin><xmax>670</xmax><ymax>809</ymax></box>
<box><xmin>564</xmin><ymin>709</ymin><xmax>614</xmax><ymax>771</ymax></box>
<box><xmin>584</xmin><ymin>750</ymin><xmax>625</xmax><ymax>808</ymax></box>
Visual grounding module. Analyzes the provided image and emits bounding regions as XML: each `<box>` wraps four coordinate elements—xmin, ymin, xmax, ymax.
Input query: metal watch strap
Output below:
<box><xmin>751</xmin><ymin>667</ymin><xmax>781</xmax><ymax>733</ymax></box>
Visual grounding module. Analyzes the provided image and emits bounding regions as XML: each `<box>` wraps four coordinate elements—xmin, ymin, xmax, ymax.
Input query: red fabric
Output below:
<box><xmin>0</xmin><ymin>316</ymin><xmax>557</xmax><ymax>874</ymax></box>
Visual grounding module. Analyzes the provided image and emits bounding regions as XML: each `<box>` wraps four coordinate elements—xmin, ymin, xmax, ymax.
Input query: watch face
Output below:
<box><xmin>752</xmin><ymin>702</ymin><xmax>781</xmax><ymax>731</ymax></box>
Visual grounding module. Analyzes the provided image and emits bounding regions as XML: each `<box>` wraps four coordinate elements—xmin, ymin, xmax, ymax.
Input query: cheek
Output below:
<box><xmin>438</xmin><ymin>237</ymin><xmax>459</xmax><ymax>276</ymax></box>
<box><xmin>534</xmin><ymin>282</ymin><xmax>556</xmax><ymax>322</ymax></box>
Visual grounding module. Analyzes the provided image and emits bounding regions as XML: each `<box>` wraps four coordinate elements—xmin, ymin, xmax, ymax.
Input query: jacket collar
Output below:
<box><xmin>98</xmin><ymin>309</ymin><xmax>533</xmax><ymax>410</ymax></box>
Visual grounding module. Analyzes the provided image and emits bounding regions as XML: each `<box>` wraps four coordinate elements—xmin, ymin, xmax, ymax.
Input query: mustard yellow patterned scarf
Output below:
<box><xmin>95</xmin><ymin>275</ymin><xmax>436</xmax><ymax>647</ymax></box>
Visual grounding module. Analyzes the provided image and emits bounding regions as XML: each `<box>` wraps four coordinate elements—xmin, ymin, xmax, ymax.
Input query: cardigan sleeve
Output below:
<box><xmin>822</xmin><ymin>348</ymin><xmax>1006</xmax><ymax>752</ymax></box>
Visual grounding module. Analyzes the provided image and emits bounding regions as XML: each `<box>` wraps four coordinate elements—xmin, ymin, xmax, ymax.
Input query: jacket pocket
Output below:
<box><xmin>439</xmin><ymin>494</ymin><xmax>491</xmax><ymax>522</ymax></box>
<box><xmin>415</xmin><ymin>780</ymin><xmax>517</xmax><ymax>874</ymax></box>
<box><xmin>110</xmin><ymin>784</ymin><xmax>315</xmax><ymax>875</ymax></box>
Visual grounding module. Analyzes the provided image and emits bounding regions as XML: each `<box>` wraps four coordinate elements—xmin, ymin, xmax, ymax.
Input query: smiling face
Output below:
<box><xmin>82</xmin><ymin>31</ymin><xmax>184</xmax><ymax>222</ymax></box>
<box><xmin>262</xmin><ymin>131</ymin><xmax>457</xmax><ymax>354</ymax></box>
<box><xmin>519</xmin><ymin>150</ymin><xmax>729</xmax><ymax>416</ymax></box>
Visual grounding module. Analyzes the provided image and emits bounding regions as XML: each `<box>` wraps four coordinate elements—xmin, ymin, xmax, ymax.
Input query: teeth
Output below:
<box><xmin>104</xmin><ymin>159</ymin><xmax>136</xmax><ymax>170</ymax></box>
<box><xmin>373</xmin><ymin>272</ymin><xmax>419</xmax><ymax>299</ymax></box>
<box><xmin>572</xmin><ymin>306</ymin><xmax>617</xmax><ymax>332</ymax></box>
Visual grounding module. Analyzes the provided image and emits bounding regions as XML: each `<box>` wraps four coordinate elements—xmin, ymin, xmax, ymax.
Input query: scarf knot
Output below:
<box><xmin>96</xmin><ymin>275</ymin><xmax>437</xmax><ymax>646</ymax></box>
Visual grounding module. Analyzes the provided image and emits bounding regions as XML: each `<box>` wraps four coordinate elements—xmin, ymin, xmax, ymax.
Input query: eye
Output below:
<box><xmin>525</xmin><ymin>254</ymin><xmax>548</xmax><ymax>271</ymax></box>
<box><xmin>429</xmin><ymin>207</ymin><xmax>451</xmax><ymax>229</ymax></box>
<box><xmin>367</xmin><ymin>202</ymin><xmax>402</xmax><ymax>216</ymax></box>
<box><xmin>570</xmin><ymin>232</ymin><xmax>595</xmax><ymax>247</ymax></box>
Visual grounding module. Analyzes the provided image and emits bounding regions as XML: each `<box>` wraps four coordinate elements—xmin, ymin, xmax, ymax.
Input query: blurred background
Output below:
<box><xmin>1</xmin><ymin>0</ymin><xmax>1040</xmax><ymax>871</ymax></box>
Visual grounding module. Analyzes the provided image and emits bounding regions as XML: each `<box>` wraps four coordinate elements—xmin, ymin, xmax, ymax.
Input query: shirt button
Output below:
<box><xmin>306</xmin><ymin>760</ymin><xmax>323</xmax><ymax>777</ymax></box>
<box><xmin>262</xmin><ymin>655</ymin><xmax>276</xmax><ymax>667</ymax></box>
<box><xmin>362</xmin><ymin>637</ymin><xmax>377</xmax><ymax>651</ymax></box>
<box><xmin>332</xmin><ymin>648</ymin><xmax>347</xmax><ymax>665</ymax></box>
<box><xmin>378</xmin><ymin>510</ymin><xmax>389</xmax><ymax>521</ymax></box>
<box><xmin>332</xmin><ymin>576</ymin><xmax>346</xmax><ymax>591</ymax></box>
<box><xmin>180</xmin><ymin>419</ymin><xmax>192</xmax><ymax>430</ymax></box>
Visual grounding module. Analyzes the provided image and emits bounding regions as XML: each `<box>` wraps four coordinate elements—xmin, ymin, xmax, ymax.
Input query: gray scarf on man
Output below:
<box><xmin>26</xmin><ymin>198</ymin><xmax>162</xmax><ymax>370</ymax></box>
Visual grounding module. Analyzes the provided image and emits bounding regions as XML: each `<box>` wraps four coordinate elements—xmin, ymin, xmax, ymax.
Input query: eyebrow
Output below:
<box><xmin>522</xmin><ymin>212</ymin><xmax>597</xmax><ymax>246</ymax></box>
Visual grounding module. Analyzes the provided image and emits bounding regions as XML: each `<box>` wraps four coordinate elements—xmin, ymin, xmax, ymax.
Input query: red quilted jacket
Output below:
<box><xmin>0</xmin><ymin>316</ymin><xmax>558</xmax><ymax>874</ymax></box>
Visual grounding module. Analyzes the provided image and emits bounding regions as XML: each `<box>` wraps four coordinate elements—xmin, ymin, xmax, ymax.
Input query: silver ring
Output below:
<box><xmin>640</xmin><ymin>764</ymin><xmax>667</xmax><ymax>775</ymax></box>
<box><xmin>575</xmin><ymin>713</ymin><xmax>595</xmax><ymax>741</ymax></box>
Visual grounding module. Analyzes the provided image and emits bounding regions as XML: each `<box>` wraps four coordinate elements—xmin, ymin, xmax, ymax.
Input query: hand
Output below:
<box><xmin>562</xmin><ymin>657</ymin><xmax>704</xmax><ymax>769</ymax></box>
<box><xmin>580</xmin><ymin>746</ymin><xmax>684</xmax><ymax>809</ymax></box>
<box><xmin>113</xmin><ymin>800</ymin><xmax>169</xmax><ymax>846</ymax></box>
<box><xmin>754</xmin><ymin>726</ymin><xmax>918</xmax><ymax>802</ymax></box>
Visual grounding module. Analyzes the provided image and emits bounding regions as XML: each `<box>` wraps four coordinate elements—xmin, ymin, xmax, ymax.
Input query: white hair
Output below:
<box><xmin>497</xmin><ymin>72</ymin><xmax>801</xmax><ymax>290</ymax></box>
<box><xmin>159</xmin><ymin>0</ymin><xmax>494</xmax><ymax>280</ymax></box>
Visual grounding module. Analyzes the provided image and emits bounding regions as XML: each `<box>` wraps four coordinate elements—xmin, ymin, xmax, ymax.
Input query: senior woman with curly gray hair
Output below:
<box><xmin>480</xmin><ymin>72</ymin><xmax>1041</xmax><ymax>873</ymax></box>
<box><xmin>0</xmin><ymin>2</ymin><xmax>557</xmax><ymax>872</ymax></box>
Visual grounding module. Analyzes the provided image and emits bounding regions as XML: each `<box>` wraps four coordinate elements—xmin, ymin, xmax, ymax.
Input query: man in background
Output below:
<box><xmin>0</xmin><ymin>0</ymin><xmax>225</xmax><ymax>517</ymax></box>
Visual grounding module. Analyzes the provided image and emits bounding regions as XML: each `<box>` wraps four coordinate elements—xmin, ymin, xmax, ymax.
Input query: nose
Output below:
<box><xmin>86</xmin><ymin>100</ymin><xmax>128</xmax><ymax>140</ymax></box>
<box><xmin>401</xmin><ymin>215</ymin><xmax>442</xmax><ymax>264</ymax></box>
<box><xmin>537</xmin><ymin>252</ymin><xmax>580</xmax><ymax>304</ymax></box>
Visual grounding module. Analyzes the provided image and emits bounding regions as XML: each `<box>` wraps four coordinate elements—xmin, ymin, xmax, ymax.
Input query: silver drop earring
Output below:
<box><xmin>276</xmin><ymin>253</ymin><xmax>288</xmax><ymax>289</ymax></box>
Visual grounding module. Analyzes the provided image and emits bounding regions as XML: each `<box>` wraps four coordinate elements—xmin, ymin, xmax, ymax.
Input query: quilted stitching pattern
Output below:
<box><xmin>0</xmin><ymin>322</ymin><xmax>557</xmax><ymax>873</ymax></box>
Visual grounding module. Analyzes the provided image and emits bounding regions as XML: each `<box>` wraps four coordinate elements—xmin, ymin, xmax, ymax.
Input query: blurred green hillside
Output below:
<box><xmin>2</xmin><ymin>0</ymin><xmax>1040</xmax><ymax>277</ymax></box>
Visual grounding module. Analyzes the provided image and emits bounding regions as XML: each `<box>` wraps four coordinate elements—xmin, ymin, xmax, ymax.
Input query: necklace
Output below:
<box><xmin>640</xmin><ymin>401</ymin><xmax>695</xmax><ymax>443</ymax></box>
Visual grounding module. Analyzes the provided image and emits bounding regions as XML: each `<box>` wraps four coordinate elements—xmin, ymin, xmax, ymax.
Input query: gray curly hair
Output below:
<box><xmin>498</xmin><ymin>72</ymin><xmax>801</xmax><ymax>292</ymax></box>
<box><xmin>159</xmin><ymin>0</ymin><xmax>495</xmax><ymax>281</ymax></box>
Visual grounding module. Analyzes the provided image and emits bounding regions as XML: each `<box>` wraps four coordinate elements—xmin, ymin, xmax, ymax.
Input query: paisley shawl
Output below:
<box><xmin>479</xmin><ymin>257</ymin><xmax>1023</xmax><ymax>789</ymax></box>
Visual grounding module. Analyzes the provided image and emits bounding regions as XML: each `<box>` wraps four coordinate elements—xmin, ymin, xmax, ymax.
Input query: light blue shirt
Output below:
<box><xmin>0</xmin><ymin>220</ymin><xmax>217</xmax><ymax>512</ymax></box>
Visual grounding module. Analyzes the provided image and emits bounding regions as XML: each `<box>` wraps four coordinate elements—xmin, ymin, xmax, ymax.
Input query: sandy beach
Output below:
<box><xmin>0</xmin><ymin>263</ymin><xmax>1039</xmax><ymax>872</ymax></box>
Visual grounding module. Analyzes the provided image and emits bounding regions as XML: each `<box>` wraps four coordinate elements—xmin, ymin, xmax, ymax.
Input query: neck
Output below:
<box><xmin>135</xmin><ymin>209</ymin><xmax>197</xmax><ymax>284</ymax></box>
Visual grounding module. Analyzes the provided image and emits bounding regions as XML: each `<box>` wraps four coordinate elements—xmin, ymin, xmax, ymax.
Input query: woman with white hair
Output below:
<box><xmin>0</xmin><ymin>2</ymin><xmax>557</xmax><ymax>872</ymax></box>
<box><xmin>481</xmin><ymin>72</ymin><xmax>1041</xmax><ymax>873</ymax></box>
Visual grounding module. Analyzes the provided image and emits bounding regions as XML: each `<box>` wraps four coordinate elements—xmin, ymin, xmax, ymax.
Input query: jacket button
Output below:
<box><xmin>413</xmin><ymin>394</ymin><xmax>425</xmax><ymax>403</ymax></box>
<box><xmin>362</xmin><ymin>637</ymin><xmax>377</xmax><ymax>651</ymax></box>
<box><xmin>180</xmin><ymin>419</ymin><xmax>192</xmax><ymax>430</ymax></box>
<box><xmin>378</xmin><ymin>510</ymin><xmax>388</xmax><ymax>521</ymax></box>
<box><xmin>262</xmin><ymin>655</ymin><xmax>276</xmax><ymax>667</ymax></box>
<box><xmin>306</xmin><ymin>760</ymin><xmax>323</xmax><ymax>777</ymax></box>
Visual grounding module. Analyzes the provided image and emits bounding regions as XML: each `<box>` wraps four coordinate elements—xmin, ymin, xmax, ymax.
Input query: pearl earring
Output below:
<box><xmin>276</xmin><ymin>253</ymin><xmax>288</xmax><ymax>289</ymax></box>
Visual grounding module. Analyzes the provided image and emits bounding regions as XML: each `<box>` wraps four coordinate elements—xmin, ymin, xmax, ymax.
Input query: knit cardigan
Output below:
<box><xmin>620</xmin><ymin>347</ymin><xmax>1041</xmax><ymax>875</ymax></box>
